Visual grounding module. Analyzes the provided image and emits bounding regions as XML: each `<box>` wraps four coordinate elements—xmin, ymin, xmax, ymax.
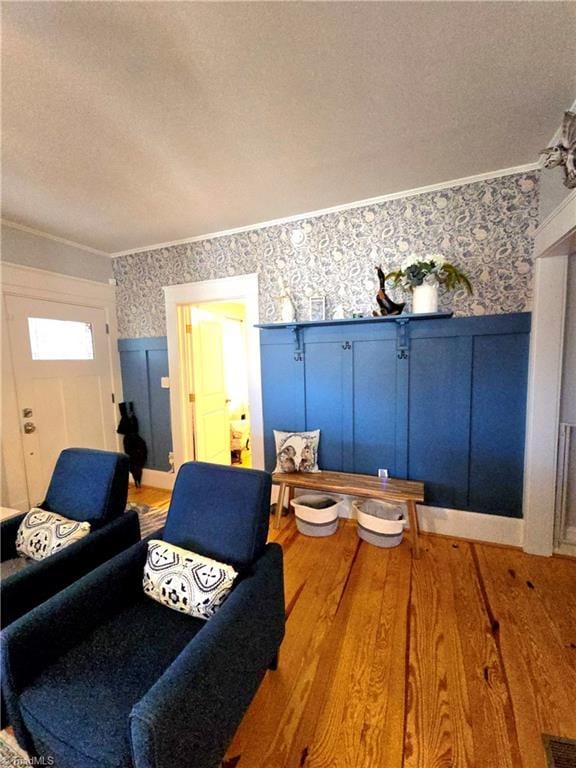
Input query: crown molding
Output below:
<box><xmin>110</xmin><ymin>162</ymin><xmax>540</xmax><ymax>258</ymax></box>
<box><xmin>1</xmin><ymin>162</ymin><xmax>541</xmax><ymax>260</ymax></box>
<box><xmin>1</xmin><ymin>219</ymin><xmax>111</xmax><ymax>257</ymax></box>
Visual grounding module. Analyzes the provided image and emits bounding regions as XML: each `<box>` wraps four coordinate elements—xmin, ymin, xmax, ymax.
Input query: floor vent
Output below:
<box><xmin>543</xmin><ymin>735</ymin><xmax>576</xmax><ymax>768</ymax></box>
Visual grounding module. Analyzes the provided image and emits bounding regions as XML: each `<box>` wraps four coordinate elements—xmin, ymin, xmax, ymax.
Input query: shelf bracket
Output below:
<box><xmin>396</xmin><ymin>318</ymin><xmax>410</xmax><ymax>360</ymax></box>
<box><xmin>290</xmin><ymin>326</ymin><xmax>304</xmax><ymax>362</ymax></box>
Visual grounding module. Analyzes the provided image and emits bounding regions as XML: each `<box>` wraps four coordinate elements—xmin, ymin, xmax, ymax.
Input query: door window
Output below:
<box><xmin>27</xmin><ymin>317</ymin><xmax>95</xmax><ymax>361</ymax></box>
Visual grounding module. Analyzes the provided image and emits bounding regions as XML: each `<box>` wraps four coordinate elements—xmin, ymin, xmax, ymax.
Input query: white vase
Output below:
<box><xmin>332</xmin><ymin>304</ymin><xmax>345</xmax><ymax>320</ymax></box>
<box><xmin>280</xmin><ymin>294</ymin><xmax>296</xmax><ymax>322</ymax></box>
<box><xmin>412</xmin><ymin>283</ymin><xmax>438</xmax><ymax>314</ymax></box>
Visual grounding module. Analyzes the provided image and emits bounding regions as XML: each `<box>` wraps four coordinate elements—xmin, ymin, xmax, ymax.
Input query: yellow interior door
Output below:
<box><xmin>188</xmin><ymin>306</ymin><xmax>231</xmax><ymax>465</ymax></box>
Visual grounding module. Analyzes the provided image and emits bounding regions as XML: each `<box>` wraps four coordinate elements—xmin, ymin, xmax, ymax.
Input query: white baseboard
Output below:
<box><xmin>555</xmin><ymin>541</ymin><xmax>576</xmax><ymax>557</ymax></box>
<box><xmin>284</xmin><ymin>489</ymin><xmax>524</xmax><ymax>547</ymax></box>
<box><xmin>416</xmin><ymin>504</ymin><xmax>524</xmax><ymax>547</ymax></box>
<box><xmin>555</xmin><ymin>527</ymin><xmax>576</xmax><ymax>556</ymax></box>
<box><xmin>130</xmin><ymin>468</ymin><xmax>176</xmax><ymax>491</ymax></box>
<box><xmin>564</xmin><ymin>525</ymin><xmax>576</xmax><ymax>545</ymax></box>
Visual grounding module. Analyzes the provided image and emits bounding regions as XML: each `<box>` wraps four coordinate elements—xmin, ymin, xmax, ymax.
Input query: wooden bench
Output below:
<box><xmin>272</xmin><ymin>471</ymin><xmax>425</xmax><ymax>558</ymax></box>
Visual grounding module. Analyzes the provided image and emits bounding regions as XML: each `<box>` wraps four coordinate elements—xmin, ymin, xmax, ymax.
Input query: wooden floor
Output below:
<box><xmin>135</xmin><ymin>486</ymin><xmax>576</xmax><ymax>768</ymax></box>
<box><xmin>128</xmin><ymin>484</ymin><xmax>172</xmax><ymax>509</ymax></box>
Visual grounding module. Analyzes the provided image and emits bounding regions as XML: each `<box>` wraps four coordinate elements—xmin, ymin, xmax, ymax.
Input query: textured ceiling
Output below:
<box><xmin>2</xmin><ymin>1</ymin><xmax>575</xmax><ymax>254</ymax></box>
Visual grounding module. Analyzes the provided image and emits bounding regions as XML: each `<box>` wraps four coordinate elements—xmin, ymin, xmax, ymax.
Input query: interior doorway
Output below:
<box><xmin>554</xmin><ymin>255</ymin><xmax>576</xmax><ymax>556</ymax></box>
<box><xmin>180</xmin><ymin>301</ymin><xmax>252</xmax><ymax>468</ymax></box>
<box><xmin>164</xmin><ymin>274</ymin><xmax>264</xmax><ymax>474</ymax></box>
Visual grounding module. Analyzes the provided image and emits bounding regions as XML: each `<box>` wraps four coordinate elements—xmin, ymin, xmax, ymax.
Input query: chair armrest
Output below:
<box><xmin>1</xmin><ymin>510</ymin><xmax>141</xmax><ymax>626</ymax></box>
<box><xmin>130</xmin><ymin>543</ymin><xmax>285</xmax><ymax>768</ymax></box>
<box><xmin>1</xmin><ymin>535</ymin><xmax>148</xmax><ymax>710</ymax></box>
<box><xmin>1</xmin><ymin>514</ymin><xmax>26</xmax><ymax>562</ymax></box>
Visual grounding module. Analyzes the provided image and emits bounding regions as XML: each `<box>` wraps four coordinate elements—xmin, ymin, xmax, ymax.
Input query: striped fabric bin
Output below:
<box><xmin>353</xmin><ymin>499</ymin><xmax>405</xmax><ymax>548</ymax></box>
<box><xmin>291</xmin><ymin>495</ymin><xmax>341</xmax><ymax>537</ymax></box>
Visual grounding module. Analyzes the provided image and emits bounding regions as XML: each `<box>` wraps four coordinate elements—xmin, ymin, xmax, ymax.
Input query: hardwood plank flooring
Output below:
<box><xmin>128</xmin><ymin>484</ymin><xmax>172</xmax><ymax>510</ymax></box>
<box><xmin>477</xmin><ymin>546</ymin><xmax>576</xmax><ymax>767</ymax></box>
<box><xmin>130</xmin><ymin>487</ymin><xmax>576</xmax><ymax>768</ymax></box>
<box><xmin>405</xmin><ymin>537</ymin><xmax>520</xmax><ymax>768</ymax></box>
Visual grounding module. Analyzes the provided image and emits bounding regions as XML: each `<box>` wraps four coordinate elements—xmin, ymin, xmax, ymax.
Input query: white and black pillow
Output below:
<box><xmin>273</xmin><ymin>429</ymin><xmax>320</xmax><ymax>473</ymax></box>
<box><xmin>16</xmin><ymin>508</ymin><xmax>91</xmax><ymax>561</ymax></box>
<box><xmin>143</xmin><ymin>540</ymin><xmax>238</xmax><ymax>620</ymax></box>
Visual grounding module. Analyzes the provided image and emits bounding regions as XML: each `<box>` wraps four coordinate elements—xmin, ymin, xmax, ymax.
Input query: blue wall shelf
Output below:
<box><xmin>255</xmin><ymin>311</ymin><xmax>453</xmax><ymax>330</ymax></box>
<box><xmin>259</xmin><ymin>312</ymin><xmax>531</xmax><ymax>518</ymax></box>
<box><xmin>256</xmin><ymin>312</ymin><xmax>453</xmax><ymax>359</ymax></box>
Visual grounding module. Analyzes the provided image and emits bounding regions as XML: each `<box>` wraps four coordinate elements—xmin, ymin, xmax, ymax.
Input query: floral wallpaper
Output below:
<box><xmin>113</xmin><ymin>171</ymin><xmax>539</xmax><ymax>338</ymax></box>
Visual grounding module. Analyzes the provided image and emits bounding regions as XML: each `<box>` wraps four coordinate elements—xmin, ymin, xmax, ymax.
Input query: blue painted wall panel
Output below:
<box><xmin>260</xmin><ymin>342</ymin><xmax>305</xmax><ymax>472</ymax></box>
<box><xmin>408</xmin><ymin>336</ymin><xmax>473</xmax><ymax>509</ymax></box>
<box><xmin>119</xmin><ymin>349</ymin><xmax>153</xmax><ymax>458</ymax></box>
<box><xmin>147</xmin><ymin>350</ymin><xmax>173</xmax><ymax>472</ymax></box>
<box><xmin>352</xmin><ymin>339</ymin><xmax>398</xmax><ymax>476</ymax></box>
<box><xmin>118</xmin><ymin>337</ymin><xmax>172</xmax><ymax>471</ymax></box>
<box><xmin>304</xmin><ymin>342</ymin><xmax>349</xmax><ymax>471</ymax></box>
<box><xmin>394</xmin><ymin>353</ymin><xmax>410</xmax><ymax>478</ymax></box>
<box><xmin>468</xmin><ymin>334</ymin><xmax>529</xmax><ymax>517</ymax></box>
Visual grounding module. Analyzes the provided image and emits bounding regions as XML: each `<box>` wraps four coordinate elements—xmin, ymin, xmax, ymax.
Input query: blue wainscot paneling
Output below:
<box><xmin>408</xmin><ymin>335</ymin><xmax>472</xmax><ymax>510</ymax></box>
<box><xmin>352</xmin><ymin>338</ymin><xmax>399</xmax><ymax>476</ymax></box>
<box><xmin>118</xmin><ymin>337</ymin><xmax>172</xmax><ymax>471</ymax></box>
<box><xmin>468</xmin><ymin>332</ymin><xmax>529</xmax><ymax>516</ymax></box>
<box><xmin>259</xmin><ymin>312</ymin><xmax>530</xmax><ymax>518</ymax></box>
<box><xmin>261</xmin><ymin>341</ymin><xmax>306</xmax><ymax>471</ymax></box>
<box><xmin>305</xmin><ymin>341</ymin><xmax>351</xmax><ymax>471</ymax></box>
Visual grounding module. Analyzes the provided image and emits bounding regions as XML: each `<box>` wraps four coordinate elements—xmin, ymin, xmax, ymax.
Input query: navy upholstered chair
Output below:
<box><xmin>1</xmin><ymin>461</ymin><xmax>285</xmax><ymax>768</ymax></box>
<box><xmin>0</xmin><ymin>447</ymin><xmax>139</xmax><ymax>628</ymax></box>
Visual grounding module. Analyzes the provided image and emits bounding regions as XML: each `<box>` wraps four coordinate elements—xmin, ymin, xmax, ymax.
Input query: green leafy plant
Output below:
<box><xmin>387</xmin><ymin>254</ymin><xmax>472</xmax><ymax>294</ymax></box>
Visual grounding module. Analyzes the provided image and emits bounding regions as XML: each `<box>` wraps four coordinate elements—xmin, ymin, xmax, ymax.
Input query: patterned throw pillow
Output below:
<box><xmin>16</xmin><ymin>508</ymin><xmax>91</xmax><ymax>561</ymax></box>
<box><xmin>143</xmin><ymin>540</ymin><xmax>238</xmax><ymax>620</ymax></box>
<box><xmin>273</xmin><ymin>429</ymin><xmax>320</xmax><ymax>473</ymax></box>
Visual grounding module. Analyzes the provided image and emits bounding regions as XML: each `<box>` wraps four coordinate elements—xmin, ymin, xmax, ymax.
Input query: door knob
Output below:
<box><xmin>23</xmin><ymin>422</ymin><xmax>36</xmax><ymax>434</ymax></box>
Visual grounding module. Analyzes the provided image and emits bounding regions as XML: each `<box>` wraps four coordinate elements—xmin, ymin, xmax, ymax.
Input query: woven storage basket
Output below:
<box><xmin>352</xmin><ymin>498</ymin><xmax>405</xmax><ymax>548</ymax></box>
<box><xmin>291</xmin><ymin>495</ymin><xmax>341</xmax><ymax>537</ymax></box>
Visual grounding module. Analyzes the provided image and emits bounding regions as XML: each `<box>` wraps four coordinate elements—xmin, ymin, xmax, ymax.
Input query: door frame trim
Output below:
<box><xmin>1</xmin><ymin>262</ymin><xmax>123</xmax><ymax>509</ymax></box>
<box><xmin>164</xmin><ymin>274</ymin><xmax>264</xmax><ymax>474</ymax></box>
<box><xmin>523</xmin><ymin>191</ymin><xmax>576</xmax><ymax>555</ymax></box>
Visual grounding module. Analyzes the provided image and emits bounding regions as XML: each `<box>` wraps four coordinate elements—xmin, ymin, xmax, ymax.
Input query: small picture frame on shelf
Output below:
<box><xmin>309</xmin><ymin>296</ymin><xmax>326</xmax><ymax>322</ymax></box>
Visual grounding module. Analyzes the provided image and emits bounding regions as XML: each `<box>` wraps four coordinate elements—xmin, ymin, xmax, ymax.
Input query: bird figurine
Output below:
<box><xmin>373</xmin><ymin>265</ymin><xmax>405</xmax><ymax>316</ymax></box>
<box><xmin>541</xmin><ymin>110</ymin><xmax>576</xmax><ymax>189</ymax></box>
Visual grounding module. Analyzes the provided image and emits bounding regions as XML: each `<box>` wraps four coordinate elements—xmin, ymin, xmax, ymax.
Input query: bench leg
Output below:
<box><xmin>406</xmin><ymin>499</ymin><xmax>421</xmax><ymax>559</ymax></box>
<box><xmin>275</xmin><ymin>483</ymin><xmax>287</xmax><ymax>530</ymax></box>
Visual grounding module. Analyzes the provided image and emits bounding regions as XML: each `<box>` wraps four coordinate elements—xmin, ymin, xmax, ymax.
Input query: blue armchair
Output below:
<box><xmin>1</xmin><ymin>447</ymin><xmax>139</xmax><ymax>627</ymax></box>
<box><xmin>1</xmin><ymin>461</ymin><xmax>285</xmax><ymax>768</ymax></box>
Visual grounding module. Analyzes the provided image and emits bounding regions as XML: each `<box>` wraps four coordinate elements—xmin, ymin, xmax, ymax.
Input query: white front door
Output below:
<box><xmin>4</xmin><ymin>296</ymin><xmax>117</xmax><ymax>505</ymax></box>
<box><xmin>186</xmin><ymin>305</ymin><xmax>231</xmax><ymax>466</ymax></box>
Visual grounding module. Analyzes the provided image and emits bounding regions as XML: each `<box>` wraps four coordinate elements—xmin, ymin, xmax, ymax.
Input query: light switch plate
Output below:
<box><xmin>161</xmin><ymin>377</ymin><xmax>170</xmax><ymax>389</ymax></box>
